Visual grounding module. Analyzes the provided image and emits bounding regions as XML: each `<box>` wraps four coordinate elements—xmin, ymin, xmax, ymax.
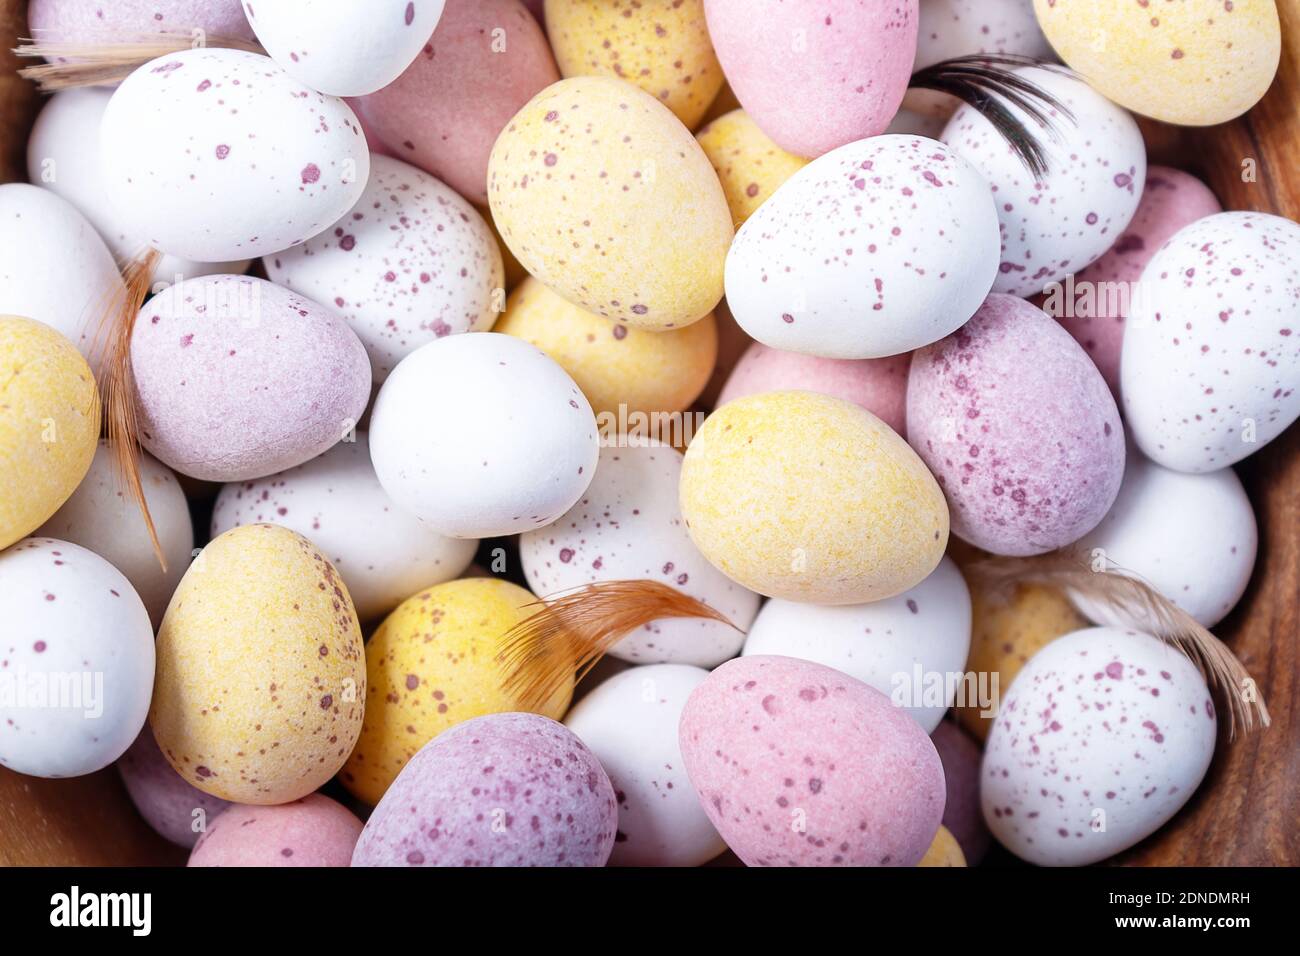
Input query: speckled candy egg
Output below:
<box><xmin>0</xmin><ymin>184</ymin><xmax>124</xmax><ymax>369</ymax></box>
<box><xmin>918</xmin><ymin>825</ymin><xmax>966</xmax><ymax>866</ymax></box>
<box><xmin>1074</xmin><ymin>452</ymin><xmax>1257</xmax><ymax>629</ymax></box>
<box><xmin>742</xmin><ymin>557</ymin><xmax>971</xmax><ymax>732</ymax></box>
<box><xmin>0</xmin><ymin>539</ymin><xmax>154</xmax><ymax>778</ymax></box>
<box><xmin>340</xmin><ymin>578</ymin><xmax>572</xmax><ymax>806</ymax></box>
<box><xmin>1033</xmin><ymin>0</ymin><xmax>1281</xmax><ymax>126</ymax></box>
<box><xmin>489</xmin><ymin>76</ymin><xmax>732</xmax><ymax>331</ymax></box>
<box><xmin>100</xmin><ymin>48</ymin><xmax>369</xmax><ymax>262</ymax></box>
<box><xmin>369</xmin><ymin>333</ymin><xmax>598</xmax><ymax>538</ymax></box>
<box><xmin>522</xmin><ymin>442</ymin><xmax>760</xmax><ymax>666</ymax></box>
<box><xmin>189</xmin><ymin>794</ymin><xmax>363</xmax><ymax>866</ymax></box>
<box><xmin>702</xmin><ymin>0</ymin><xmax>918</xmax><ymax>158</ymax></box>
<box><xmin>941</xmin><ymin>67</ymin><xmax>1146</xmax><ymax>298</ymax></box>
<box><xmin>680</xmin><ymin>391</ymin><xmax>948</xmax><ymax>605</ymax></box>
<box><xmin>718</xmin><ymin>343</ymin><xmax>910</xmax><ymax>436</ymax></box>
<box><xmin>354</xmin><ymin>0</ymin><xmax>559</xmax><ymax>205</ymax></box>
<box><xmin>981</xmin><ymin>627</ymin><xmax>1216</xmax><ymax>866</ymax></box>
<box><xmin>564</xmin><ymin>664</ymin><xmax>725</xmax><ymax>866</ymax></box>
<box><xmin>131</xmin><ymin>274</ymin><xmax>371</xmax><ymax>482</ymax></box>
<box><xmin>0</xmin><ymin>317</ymin><xmax>99</xmax><ymax>551</ymax></box>
<box><xmin>1121</xmin><ymin>211</ymin><xmax>1300</xmax><ymax>472</ymax></box>
<box><xmin>117</xmin><ymin>729</ymin><xmax>231</xmax><ymax>848</ymax></box>
<box><xmin>1049</xmin><ymin>167</ymin><xmax>1221</xmax><ymax>395</ymax></box>
<box><xmin>725</xmin><ymin>135</ymin><xmax>999</xmax><ymax>359</ymax></box>
<box><xmin>244</xmin><ymin>0</ymin><xmax>445</xmax><ymax>97</ymax></box>
<box><xmin>150</xmin><ymin>524</ymin><xmax>366</xmax><ymax>804</ymax></box>
<box><xmin>679</xmin><ymin>655</ymin><xmax>945</xmax><ymax>866</ymax></box>
<box><xmin>28</xmin><ymin>0</ymin><xmax>254</xmax><ymax>46</ymax></box>
<box><xmin>695</xmin><ymin>109</ymin><xmax>809</xmax><ymax>227</ymax></box>
<box><xmin>352</xmin><ymin>712</ymin><xmax>617</xmax><ymax>866</ymax></box>
<box><xmin>930</xmin><ymin>719</ymin><xmax>991</xmax><ymax>864</ymax></box>
<box><xmin>496</xmin><ymin>277</ymin><xmax>717</xmax><ymax>420</ymax></box>
<box><xmin>37</xmin><ymin>440</ymin><xmax>194</xmax><ymax>629</ymax></box>
<box><xmin>908</xmin><ymin>294</ymin><xmax>1125</xmax><ymax>555</ymax></box>
<box><xmin>265</xmin><ymin>153</ymin><xmax>504</xmax><ymax>383</ymax></box>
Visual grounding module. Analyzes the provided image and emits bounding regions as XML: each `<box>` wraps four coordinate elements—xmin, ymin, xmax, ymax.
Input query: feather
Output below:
<box><xmin>14</xmin><ymin>32</ymin><xmax>264</xmax><ymax>91</ymax></box>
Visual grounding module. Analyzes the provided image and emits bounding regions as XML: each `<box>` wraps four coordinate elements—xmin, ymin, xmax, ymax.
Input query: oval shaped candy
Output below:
<box><xmin>188</xmin><ymin>794</ymin><xmax>363</xmax><ymax>867</ymax></box>
<box><xmin>117</xmin><ymin>729</ymin><xmax>231</xmax><ymax>849</ymax></box>
<box><xmin>28</xmin><ymin>0</ymin><xmax>254</xmax><ymax>47</ymax></box>
<box><xmin>695</xmin><ymin>108</ymin><xmax>809</xmax><ymax>228</ymax></box>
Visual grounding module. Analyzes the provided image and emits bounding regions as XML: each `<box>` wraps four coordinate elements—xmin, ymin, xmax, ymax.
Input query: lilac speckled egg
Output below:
<box><xmin>353</xmin><ymin>0</ymin><xmax>559</xmax><ymax>205</ymax></box>
<box><xmin>1048</xmin><ymin>167</ymin><xmax>1221</xmax><ymax>396</ymax></box>
<box><xmin>981</xmin><ymin>627</ymin><xmax>1216</xmax><ymax>866</ymax></box>
<box><xmin>929</xmin><ymin>719</ymin><xmax>990</xmax><ymax>865</ymax></box>
<box><xmin>117</xmin><ymin>729</ymin><xmax>231</xmax><ymax>849</ymax></box>
<box><xmin>265</xmin><ymin>153</ymin><xmax>504</xmax><ymax>383</ymax></box>
<box><xmin>718</xmin><ymin>343</ymin><xmax>910</xmax><ymax>436</ymax></box>
<box><xmin>188</xmin><ymin>794</ymin><xmax>363</xmax><ymax>866</ymax></box>
<box><xmin>100</xmin><ymin>48</ymin><xmax>369</xmax><ymax>262</ymax></box>
<box><xmin>908</xmin><ymin>294</ymin><xmax>1125</xmax><ymax>556</ymax></box>
<box><xmin>703</xmin><ymin>0</ymin><xmax>918</xmax><ymax>159</ymax></box>
<box><xmin>29</xmin><ymin>0</ymin><xmax>254</xmax><ymax>48</ymax></box>
<box><xmin>1122</xmin><ymin>211</ymin><xmax>1300</xmax><ymax>473</ymax></box>
<box><xmin>131</xmin><ymin>275</ymin><xmax>371</xmax><ymax>482</ymax></box>
<box><xmin>678</xmin><ymin>656</ymin><xmax>945</xmax><ymax>867</ymax></box>
<box><xmin>351</xmin><ymin>713</ymin><xmax>618</xmax><ymax>867</ymax></box>
<box><xmin>725</xmin><ymin>135</ymin><xmax>999</xmax><ymax>359</ymax></box>
<box><xmin>941</xmin><ymin>67</ymin><xmax>1146</xmax><ymax>298</ymax></box>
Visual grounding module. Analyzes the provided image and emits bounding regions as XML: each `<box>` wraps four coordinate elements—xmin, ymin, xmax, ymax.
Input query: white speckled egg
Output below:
<box><xmin>265</xmin><ymin>153</ymin><xmax>504</xmax><ymax>382</ymax></box>
<box><xmin>742</xmin><ymin>557</ymin><xmax>971</xmax><ymax>733</ymax></box>
<box><xmin>211</xmin><ymin>433</ymin><xmax>476</xmax><ymax>623</ymax></box>
<box><xmin>100</xmin><ymin>48</ymin><xmax>370</xmax><ymax>262</ymax></box>
<box><xmin>981</xmin><ymin>627</ymin><xmax>1216</xmax><ymax>866</ymax></box>
<box><xmin>725</xmin><ymin>135</ymin><xmax>999</xmax><ymax>359</ymax></box>
<box><xmin>941</xmin><ymin>67</ymin><xmax>1146</xmax><ymax>298</ymax></box>
<box><xmin>520</xmin><ymin>441</ymin><xmax>759</xmax><ymax>667</ymax></box>
<box><xmin>0</xmin><ymin>539</ymin><xmax>155</xmax><ymax>778</ymax></box>
<box><xmin>1121</xmin><ymin>211</ymin><xmax>1300</xmax><ymax>473</ymax></box>
<box><xmin>370</xmin><ymin>332</ymin><xmax>599</xmax><ymax>538</ymax></box>
<box><xmin>244</xmin><ymin>0</ymin><xmax>445</xmax><ymax>97</ymax></box>
<box><xmin>564</xmin><ymin>664</ymin><xmax>725</xmax><ymax>867</ymax></box>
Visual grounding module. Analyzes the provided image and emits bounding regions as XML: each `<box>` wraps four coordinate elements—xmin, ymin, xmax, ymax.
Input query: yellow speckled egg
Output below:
<box><xmin>679</xmin><ymin>391</ymin><xmax>949</xmax><ymax>605</ymax></box>
<box><xmin>696</xmin><ymin>109</ymin><xmax>809</xmax><ymax>227</ymax></box>
<box><xmin>488</xmin><ymin>76</ymin><xmax>732</xmax><ymax>331</ymax></box>
<box><xmin>0</xmin><ymin>316</ymin><xmax>99</xmax><ymax>551</ymax></box>
<box><xmin>496</xmin><ymin>276</ymin><xmax>717</xmax><ymax>421</ymax></box>
<box><xmin>918</xmin><ymin>825</ymin><xmax>967</xmax><ymax>867</ymax></box>
<box><xmin>955</xmin><ymin>582</ymin><xmax>1086</xmax><ymax>742</ymax></box>
<box><xmin>340</xmin><ymin>577</ymin><xmax>573</xmax><ymax>806</ymax></box>
<box><xmin>150</xmin><ymin>524</ymin><xmax>366</xmax><ymax>804</ymax></box>
<box><xmin>545</xmin><ymin>0</ymin><xmax>724</xmax><ymax>130</ymax></box>
<box><xmin>1033</xmin><ymin>0</ymin><xmax>1280</xmax><ymax>126</ymax></box>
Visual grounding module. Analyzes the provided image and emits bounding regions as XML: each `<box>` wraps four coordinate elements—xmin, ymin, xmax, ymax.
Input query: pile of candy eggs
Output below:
<box><xmin>0</xmin><ymin>0</ymin><xmax>1294</xmax><ymax>869</ymax></box>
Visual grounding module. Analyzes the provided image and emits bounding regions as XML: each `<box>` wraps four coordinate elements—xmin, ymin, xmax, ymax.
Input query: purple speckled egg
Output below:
<box><xmin>1047</xmin><ymin>167</ymin><xmax>1221</xmax><ymax>395</ymax></box>
<box><xmin>351</xmin><ymin>713</ymin><xmax>618</xmax><ymax>867</ymax></box>
<box><xmin>929</xmin><ymin>719</ymin><xmax>990</xmax><ymax>865</ymax></box>
<box><xmin>678</xmin><ymin>655</ymin><xmax>945</xmax><ymax>867</ymax></box>
<box><xmin>117</xmin><ymin>728</ymin><xmax>230</xmax><ymax>849</ymax></box>
<box><xmin>703</xmin><ymin>0</ymin><xmax>918</xmax><ymax>159</ymax></box>
<box><xmin>981</xmin><ymin>627</ymin><xmax>1216</xmax><ymax>866</ymax></box>
<box><xmin>353</xmin><ymin>0</ymin><xmax>558</xmax><ymax>205</ymax></box>
<box><xmin>29</xmin><ymin>0</ymin><xmax>254</xmax><ymax>49</ymax></box>
<box><xmin>907</xmin><ymin>293</ymin><xmax>1125</xmax><ymax>556</ymax></box>
<box><xmin>131</xmin><ymin>274</ymin><xmax>371</xmax><ymax>482</ymax></box>
<box><xmin>718</xmin><ymin>343</ymin><xmax>910</xmax><ymax>437</ymax></box>
<box><xmin>188</xmin><ymin>794</ymin><xmax>363</xmax><ymax>867</ymax></box>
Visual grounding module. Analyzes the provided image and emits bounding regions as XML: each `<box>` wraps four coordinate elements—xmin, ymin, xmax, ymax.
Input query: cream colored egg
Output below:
<box><xmin>695</xmin><ymin>109</ymin><xmax>809</xmax><ymax>228</ymax></box>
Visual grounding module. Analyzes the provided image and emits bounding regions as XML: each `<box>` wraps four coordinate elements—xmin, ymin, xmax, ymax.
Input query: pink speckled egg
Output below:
<box><xmin>981</xmin><ymin>627</ymin><xmax>1216</xmax><ymax>866</ymax></box>
<box><xmin>678</xmin><ymin>655</ymin><xmax>945</xmax><ymax>867</ymax></box>
<box><xmin>907</xmin><ymin>294</ymin><xmax>1125</xmax><ymax>556</ymax></box>
<box><xmin>353</xmin><ymin>0</ymin><xmax>559</xmax><ymax>204</ymax></box>
<box><xmin>29</xmin><ymin>0</ymin><xmax>254</xmax><ymax>47</ymax></box>
<box><xmin>131</xmin><ymin>275</ymin><xmax>371</xmax><ymax>482</ymax></box>
<box><xmin>718</xmin><ymin>343</ymin><xmax>910</xmax><ymax>436</ymax></box>
<box><xmin>352</xmin><ymin>713</ymin><xmax>618</xmax><ymax>867</ymax></box>
<box><xmin>703</xmin><ymin>0</ymin><xmax>918</xmax><ymax>159</ymax></box>
<box><xmin>265</xmin><ymin>153</ymin><xmax>505</xmax><ymax>383</ymax></box>
<box><xmin>117</xmin><ymin>729</ymin><xmax>231</xmax><ymax>849</ymax></box>
<box><xmin>1047</xmin><ymin>167</ymin><xmax>1221</xmax><ymax>396</ymax></box>
<box><xmin>188</xmin><ymin>794</ymin><xmax>363</xmax><ymax>866</ymax></box>
<box><xmin>929</xmin><ymin>719</ymin><xmax>990</xmax><ymax>865</ymax></box>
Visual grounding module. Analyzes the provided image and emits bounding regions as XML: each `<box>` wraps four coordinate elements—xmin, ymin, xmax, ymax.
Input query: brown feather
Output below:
<box><xmin>14</xmin><ymin>33</ymin><xmax>264</xmax><ymax>92</ymax></box>
<box><xmin>497</xmin><ymin>580</ymin><xmax>742</xmax><ymax>711</ymax></box>
<box><xmin>964</xmin><ymin>550</ymin><xmax>1270</xmax><ymax>738</ymax></box>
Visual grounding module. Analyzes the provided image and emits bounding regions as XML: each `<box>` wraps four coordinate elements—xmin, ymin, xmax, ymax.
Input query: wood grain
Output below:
<box><xmin>0</xmin><ymin>0</ymin><xmax>37</xmax><ymax>182</ymax></box>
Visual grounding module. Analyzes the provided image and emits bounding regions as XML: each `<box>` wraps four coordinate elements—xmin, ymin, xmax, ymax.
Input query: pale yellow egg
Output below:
<box><xmin>696</xmin><ymin>109</ymin><xmax>809</xmax><ymax>227</ymax></box>
<box><xmin>918</xmin><ymin>825</ymin><xmax>967</xmax><ymax>867</ymax></box>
